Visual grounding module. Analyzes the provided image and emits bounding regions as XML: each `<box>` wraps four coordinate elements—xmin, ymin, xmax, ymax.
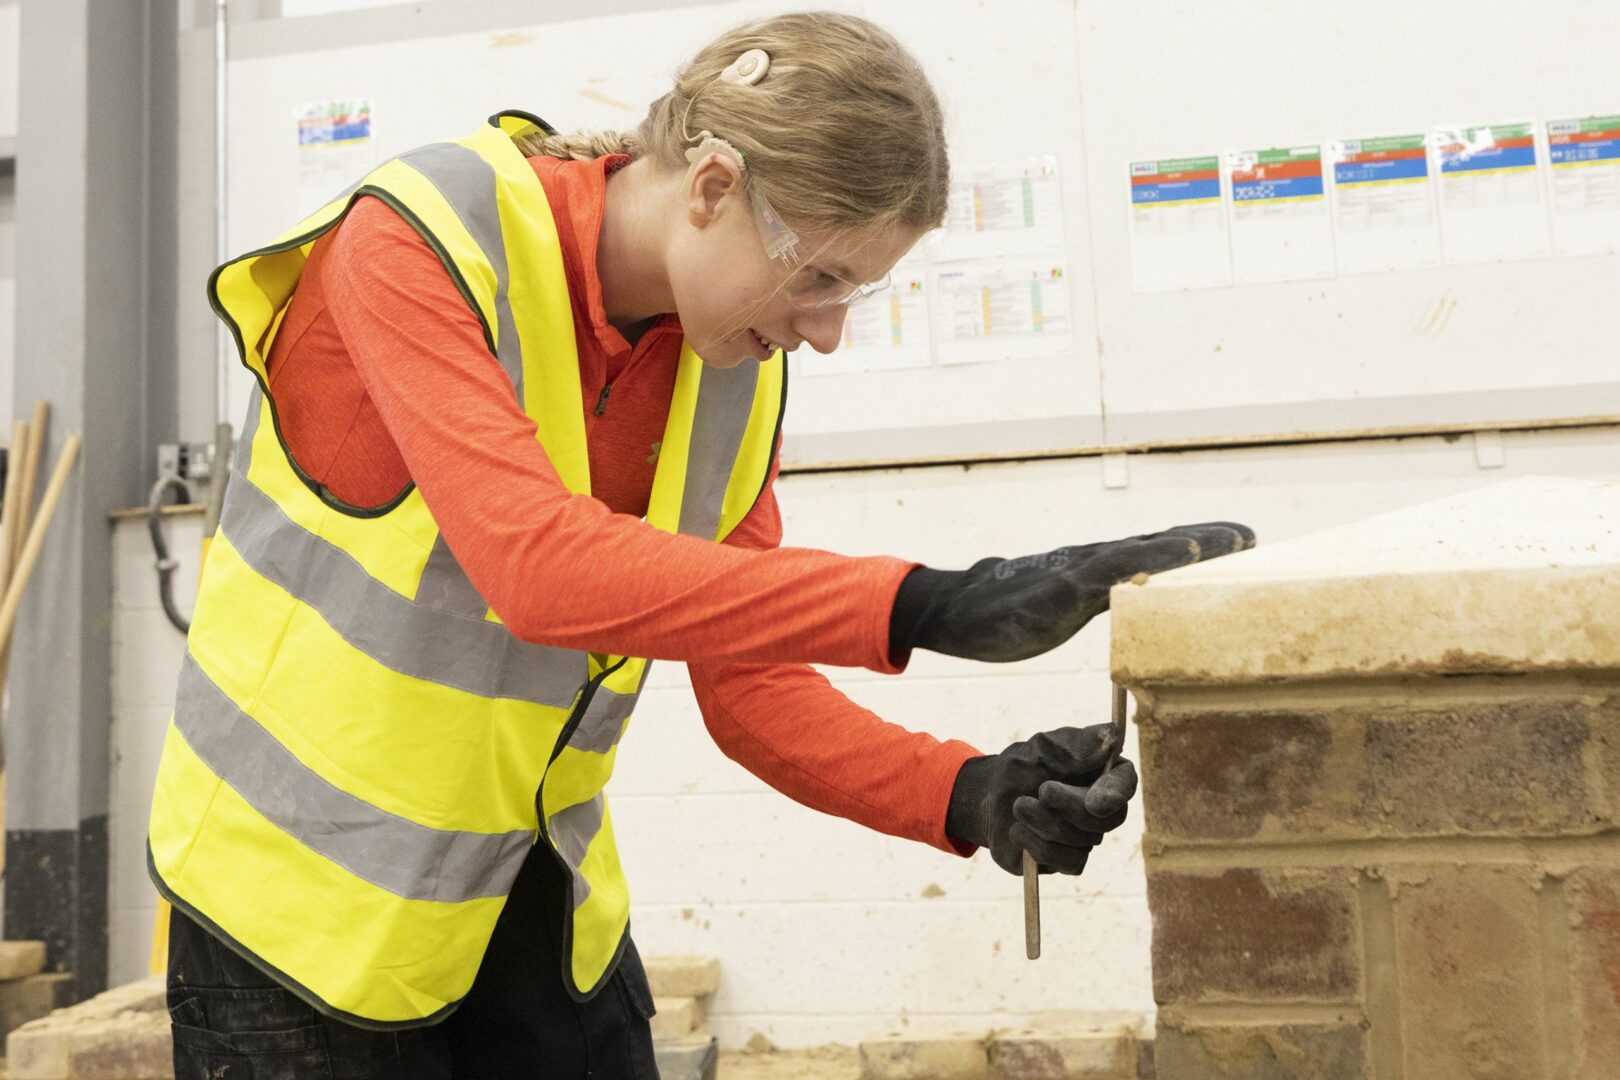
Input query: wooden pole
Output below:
<box><xmin>2</xmin><ymin>419</ymin><xmax>31</xmax><ymax>590</ymax></box>
<box><xmin>0</xmin><ymin>436</ymin><xmax>82</xmax><ymax>659</ymax></box>
<box><xmin>12</xmin><ymin>402</ymin><xmax>50</xmax><ymax>573</ymax></box>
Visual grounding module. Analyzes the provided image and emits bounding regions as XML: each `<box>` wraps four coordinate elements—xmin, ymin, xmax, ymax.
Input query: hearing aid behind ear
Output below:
<box><xmin>681</xmin><ymin>52</ymin><xmax>801</xmax><ymax>267</ymax></box>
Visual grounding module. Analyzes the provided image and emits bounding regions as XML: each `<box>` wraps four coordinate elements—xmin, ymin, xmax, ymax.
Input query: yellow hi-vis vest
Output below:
<box><xmin>147</xmin><ymin>111</ymin><xmax>786</xmax><ymax>1028</ymax></box>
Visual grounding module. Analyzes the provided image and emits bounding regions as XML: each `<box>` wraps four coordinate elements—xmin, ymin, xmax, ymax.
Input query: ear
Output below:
<box><xmin>684</xmin><ymin>152</ymin><xmax>745</xmax><ymax>230</ymax></box>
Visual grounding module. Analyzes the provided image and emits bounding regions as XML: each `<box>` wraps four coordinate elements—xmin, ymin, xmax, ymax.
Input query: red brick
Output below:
<box><xmin>1153</xmin><ymin>1014</ymin><xmax>1364</xmax><ymax>1079</ymax></box>
<box><xmin>1147</xmin><ymin>869</ymin><xmax>1359</xmax><ymax>1004</ymax></box>
<box><xmin>1391</xmin><ymin>866</ymin><xmax>1546</xmax><ymax>1078</ymax></box>
<box><xmin>1143</xmin><ymin>698</ymin><xmax>1612</xmax><ymax>844</ymax></box>
<box><xmin>1570</xmin><ymin>868</ymin><xmax>1620</xmax><ymax>1080</ymax></box>
<box><xmin>1141</xmin><ymin>711</ymin><xmax>1334</xmax><ymax>842</ymax></box>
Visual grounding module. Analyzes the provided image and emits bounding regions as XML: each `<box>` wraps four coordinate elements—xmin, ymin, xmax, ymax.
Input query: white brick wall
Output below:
<box><xmin>108</xmin><ymin>424</ymin><xmax>1620</xmax><ymax>1046</ymax></box>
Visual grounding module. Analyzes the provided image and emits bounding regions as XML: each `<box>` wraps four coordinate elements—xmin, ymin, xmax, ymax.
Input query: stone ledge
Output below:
<box><xmin>1112</xmin><ymin>477</ymin><xmax>1620</xmax><ymax>684</ymax></box>
<box><xmin>860</xmin><ymin>1015</ymin><xmax>1153</xmax><ymax>1080</ymax></box>
<box><xmin>5</xmin><ymin>977</ymin><xmax>168</xmax><ymax>1080</ymax></box>
<box><xmin>644</xmin><ymin>955</ymin><xmax>720</xmax><ymax>1000</ymax></box>
<box><xmin>650</xmin><ymin>995</ymin><xmax>704</xmax><ymax>1039</ymax></box>
<box><xmin>989</xmin><ymin>1013</ymin><xmax>1147</xmax><ymax>1079</ymax></box>
<box><xmin>654</xmin><ymin>1034</ymin><xmax>718</xmax><ymax>1080</ymax></box>
<box><xmin>0</xmin><ymin>945</ymin><xmax>47</xmax><ymax>983</ymax></box>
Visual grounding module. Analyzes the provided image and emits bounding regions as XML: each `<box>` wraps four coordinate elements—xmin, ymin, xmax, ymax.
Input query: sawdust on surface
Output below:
<box><xmin>717</xmin><ymin>1045</ymin><xmax>860</xmax><ymax>1080</ymax></box>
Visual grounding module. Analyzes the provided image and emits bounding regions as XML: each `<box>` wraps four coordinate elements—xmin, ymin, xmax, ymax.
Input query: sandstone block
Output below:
<box><xmin>859</xmin><ymin>1032</ymin><xmax>989</xmax><ymax>1080</ymax></box>
<box><xmin>6</xmin><ymin>976</ymin><xmax>170</xmax><ymax>1080</ymax></box>
<box><xmin>0</xmin><ymin>973</ymin><xmax>74</xmax><ymax>1043</ymax></box>
<box><xmin>1111</xmin><ymin>478</ymin><xmax>1620</xmax><ymax>684</ymax></box>
<box><xmin>643</xmin><ymin>955</ymin><xmax>720</xmax><ymax>999</ymax></box>
<box><xmin>0</xmin><ymin>941</ymin><xmax>48</xmax><ymax>981</ymax></box>
<box><xmin>1141</xmin><ymin>697</ymin><xmax>1614</xmax><ymax>844</ymax></box>
<box><xmin>989</xmin><ymin>1020</ymin><xmax>1139</xmax><ymax>1078</ymax></box>
<box><xmin>649</xmin><ymin>995</ymin><xmax>703</xmax><ymax>1039</ymax></box>
<box><xmin>654</xmin><ymin>1034</ymin><xmax>718</xmax><ymax>1080</ymax></box>
<box><xmin>1391</xmin><ymin>865</ymin><xmax>1546</xmax><ymax>1078</ymax></box>
<box><xmin>1569</xmin><ymin>868</ymin><xmax>1620</xmax><ymax>1080</ymax></box>
<box><xmin>1147</xmin><ymin>868</ymin><xmax>1359</xmax><ymax>1004</ymax></box>
<box><xmin>1154</xmin><ymin>1016</ymin><xmax>1364</xmax><ymax>1080</ymax></box>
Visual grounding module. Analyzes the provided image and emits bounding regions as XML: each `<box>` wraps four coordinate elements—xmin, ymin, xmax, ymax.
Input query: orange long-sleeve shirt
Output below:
<box><xmin>260</xmin><ymin>152</ymin><xmax>979</xmax><ymax>853</ymax></box>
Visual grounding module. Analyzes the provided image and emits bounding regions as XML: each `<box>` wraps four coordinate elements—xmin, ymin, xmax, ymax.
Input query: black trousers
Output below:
<box><xmin>167</xmin><ymin>844</ymin><xmax>660</xmax><ymax>1079</ymax></box>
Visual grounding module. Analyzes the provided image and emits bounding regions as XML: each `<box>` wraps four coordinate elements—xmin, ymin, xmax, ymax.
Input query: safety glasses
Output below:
<box><xmin>779</xmin><ymin>263</ymin><xmax>894</xmax><ymax>311</ymax></box>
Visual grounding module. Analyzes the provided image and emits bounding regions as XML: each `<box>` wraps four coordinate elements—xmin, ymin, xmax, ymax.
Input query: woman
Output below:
<box><xmin>150</xmin><ymin>11</ymin><xmax>1253</xmax><ymax>1079</ymax></box>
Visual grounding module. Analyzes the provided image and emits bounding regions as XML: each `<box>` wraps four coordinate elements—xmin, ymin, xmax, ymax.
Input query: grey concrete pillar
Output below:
<box><xmin>6</xmin><ymin>0</ymin><xmax>177</xmax><ymax>1001</ymax></box>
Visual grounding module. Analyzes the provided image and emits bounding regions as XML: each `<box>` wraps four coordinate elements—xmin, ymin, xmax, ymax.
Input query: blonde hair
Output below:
<box><xmin>515</xmin><ymin>11</ymin><xmax>950</xmax><ymax>235</ymax></box>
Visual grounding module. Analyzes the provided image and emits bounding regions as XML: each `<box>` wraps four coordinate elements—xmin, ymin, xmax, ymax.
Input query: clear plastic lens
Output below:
<box><xmin>784</xmin><ymin>268</ymin><xmax>893</xmax><ymax>310</ymax></box>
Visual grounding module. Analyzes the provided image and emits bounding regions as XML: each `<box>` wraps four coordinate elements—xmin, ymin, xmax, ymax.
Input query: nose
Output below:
<box><xmin>792</xmin><ymin>305</ymin><xmax>848</xmax><ymax>355</ymax></box>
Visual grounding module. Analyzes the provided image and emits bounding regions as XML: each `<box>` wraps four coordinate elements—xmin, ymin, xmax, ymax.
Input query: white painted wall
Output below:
<box><xmin>108</xmin><ymin>512</ymin><xmax>200</xmax><ymax>987</ymax></box>
<box><xmin>107</xmin><ymin>425</ymin><xmax>1620</xmax><ymax>1044</ymax></box>
<box><xmin>278</xmin><ymin>0</ymin><xmax>446</xmax><ymax>17</ymax></box>
<box><xmin>0</xmin><ymin>173</ymin><xmax>13</xmax><ymax>430</ymax></box>
<box><xmin>0</xmin><ymin>0</ymin><xmax>17</xmax><ymax>140</ymax></box>
<box><xmin>1</xmin><ymin>0</ymin><xmax>16</xmax><ymax>428</ymax></box>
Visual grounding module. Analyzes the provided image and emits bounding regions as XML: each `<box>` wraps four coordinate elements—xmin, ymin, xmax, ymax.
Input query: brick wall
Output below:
<box><xmin>1115</xmin><ymin>477</ymin><xmax>1620</xmax><ymax>1079</ymax></box>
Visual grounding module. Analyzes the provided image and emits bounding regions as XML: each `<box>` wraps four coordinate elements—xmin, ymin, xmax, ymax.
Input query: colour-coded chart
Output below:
<box><xmin>1548</xmin><ymin>115</ymin><xmax>1620</xmax><ymax>168</ymax></box>
<box><xmin>1226</xmin><ymin>146</ymin><xmax>1335</xmax><ymax>283</ymax></box>
<box><xmin>294</xmin><ymin>98</ymin><xmax>375</xmax><ymax>213</ymax></box>
<box><xmin>1229</xmin><ymin>146</ymin><xmax>1327</xmax><ymax>206</ymax></box>
<box><xmin>1130</xmin><ymin>156</ymin><xmax>1222</xmax><ymax>209</ymax></box>
<box><xmin>1436</xmin><ymin>122</ymin><xmax>1537</xmax><ymax>179</ymax></box>
<box><xmin>1433</xmin><ymin>121</ymin><xmax>1549</xmax><ymax>263</ymax></box>
<box><xmin>1332</xmin><ymin>134</ymin><xmax>1431</xmax><ymax>189</ymax></box>
<box><xmin>295</xmin><ymin>99</ymin><xmax>372</xmax><ymax>147</ymax></box>
<box><xmin>937</xmin><ymin>156</ymin><xmax>1065</xmax><ymax>261</ymax></box>
<box><xmin>1327</xmin><ymin>134</ymin><xmax>1440</xmax><ymax>272</ymax></box>
<box><xmin>934</xmin><ymin>259</ymin><xmax>1072</xmax><ymax>366</ymax></box>
<box><xmin>1548</xmin><ymin>115</ymin><xmax>1620</xmax><ymax>256</ymax></box>
<box><xmin>1129</xmin><ymin>155</ymin><xmax>1232</xmax><ymax>291</ymax></box>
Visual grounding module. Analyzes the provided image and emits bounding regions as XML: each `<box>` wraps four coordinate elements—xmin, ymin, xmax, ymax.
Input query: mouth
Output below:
<box><xmin>746</xmin><ymin>328</ymin><xmax>780</xmax><ymax>357</ymax></box>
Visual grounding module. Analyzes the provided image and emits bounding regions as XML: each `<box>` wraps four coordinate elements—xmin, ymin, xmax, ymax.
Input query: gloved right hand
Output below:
<box><xmin>945</xmin><ymin>723</ymin><xmax>1138</xmax><ymax>876</ymax></box>
<box><xmin>889</xmin><ymin>522</ymin><xmax>1255</xmax><ymax>663</ymax></box>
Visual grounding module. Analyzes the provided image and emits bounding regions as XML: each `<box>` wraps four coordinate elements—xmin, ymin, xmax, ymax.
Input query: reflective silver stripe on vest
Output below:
<box><xmin>217</xmin><ymin>472</ymin><xmax>586</xmax><ymax>707</ymax></box>
<box><xmin>548</xmin><ymin>794</ymin><xmax>605</xmax><ymax>909</ymax></box>
<box><xmin>399</xmin><ymin>143</ymin><xmax>527</xmax><ymax>403</ymax></box>
<box><xmin>174</xmin><ymin>654</ymin><xmax>535</xmax><ymax>903</ymax></box>
<box><xmin>678</xmin><ymin>359</ymin><xmax>761</xmax><ymax>541</ymax></box>
<box><xmin>566</xmin><ymin>664</ymin><xmax>653</xmax><ymax>755</ymax></box>
<box><xmin>415</xmin><ymin>532</ymin><xmax>490</xmax><ymax>619</ymax></box>
<box><xmin>237</xmin><ymin>387</ymin><xmax>264</xmax><ymax>472</ymax></box>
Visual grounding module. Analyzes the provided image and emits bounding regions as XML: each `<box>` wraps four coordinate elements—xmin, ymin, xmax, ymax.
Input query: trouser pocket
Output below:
<box><xmin>169</xmin><ymin>985</ymin><xmax>333</xmax><ymax>1080</ymax></box>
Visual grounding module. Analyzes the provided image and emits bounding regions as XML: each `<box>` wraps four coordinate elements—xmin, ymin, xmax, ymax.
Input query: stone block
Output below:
<box><xmin>1111</xmin><ymin>478</ymin><xmax>1620</xmax><ymax>685</ymax></box>
<box><xmin>6</xmin><ymin>976</ymin><xmax>169</xmax><ymax>1080</ymax></box>
<box><xmin>1391</xmin><ymin>866</ymin><xmax>1546</xmax><ymax>1078</ymax></box>
<box><xmin>859</xmin><ymin>1032</ymin><xmax>989</xmax><ymax>1080</ymax></box>
<box><xmin>0</xmin><ymin>941</ymin><xmax>48</xmax><ymax>981</ymax></box>
<box><xmin>1569</xmin><ymin>868</ymin><xmax>1620</xmax><ymax>1080</ymax></box>
<box><xmin>0</xmin><ymin>973</ymin><xmax>74</xmax><ymax>1043</ymax></box>
<box><xmin>1147</xmin><ymin>869</ymin><xmax>1360</xmax><ymax>1004</ymax></box>
<box><xmin>649</xmin><ymin>995</ymin><xmax>703</xmax><ymax>1039</ymax></box>
<box><xmin>1141</xmin><ymin>697</ymin><xmax>1614</xmax><ymax>844</ymax></box>
<box><xmin>1153</xmin><ymin>1015</ymin><xmax>1365</xmax><ymax>1080</ymax></box>
<box><xmin>989</xmin><ymin>1016</ymin><xmax>1140</xmax><ymax>1078</ymax></box>
<box><xmin>654</xmin><ymin>1034</ymin><xmax>718</xmax><ymax>1080</ymax></box>
<box><xmin>643</xmin><ymin>954</ymin><xmax>720</xmax><ymax>999</ymax></box>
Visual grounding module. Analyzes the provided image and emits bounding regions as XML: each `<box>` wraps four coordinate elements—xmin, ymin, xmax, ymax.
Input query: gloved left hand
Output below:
<box><xmin>945</xmin><ymin>724</ymin><xmax>1137</xmax><ymax>876</ymax></box>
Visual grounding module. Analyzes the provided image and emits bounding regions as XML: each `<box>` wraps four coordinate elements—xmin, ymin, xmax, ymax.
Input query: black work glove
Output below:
<box><xmin>945</xmin><ymin>724</ymin><xmax>1137</xmax><ymax>876</ymax></box>
<box><xmin>889</xmin><ymin>522</ymin><xmax>1255</xmax><ymax>663</ymax></box>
